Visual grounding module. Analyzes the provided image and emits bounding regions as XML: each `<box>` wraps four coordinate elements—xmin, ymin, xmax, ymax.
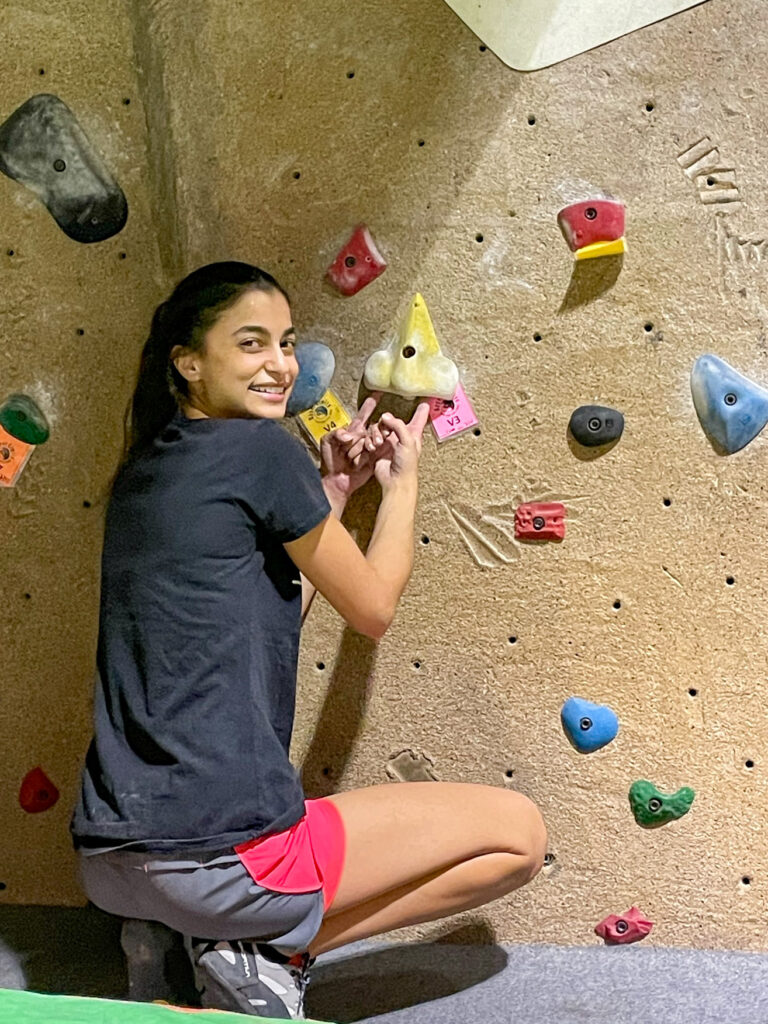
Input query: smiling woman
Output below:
<box><xmin>171</xmin><ymin>289</ymin><xmax>299</xmax><ymax>420</ymax></box>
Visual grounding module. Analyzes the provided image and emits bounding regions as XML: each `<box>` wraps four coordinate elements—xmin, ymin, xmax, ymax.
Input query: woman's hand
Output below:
<box><xmin>319</xmin><ymin>394</ymin><xmax>383</xmax><ymax>499</ymax></box>
<box><xmin>372</xmin><ymin>403</ymin><xmax>431</xmax><ymax>491</ymax></box>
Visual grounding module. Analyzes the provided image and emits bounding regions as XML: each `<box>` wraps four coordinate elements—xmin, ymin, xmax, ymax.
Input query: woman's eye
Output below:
<box><xmin>241</xmin><ymin>338</ymin><xmax>261</xmax><ymax>348</ymax></box>
<box><xmin>282</xmin><ymin>339</ymin><xmax>296</xmax><ymax>350</ymax></box>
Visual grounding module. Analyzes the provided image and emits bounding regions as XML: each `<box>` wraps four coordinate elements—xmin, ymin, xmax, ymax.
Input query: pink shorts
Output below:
<box><xmin>233</xmin><ymin>798</ymin><xmax>346</xmax><ymax>913</ymax></box>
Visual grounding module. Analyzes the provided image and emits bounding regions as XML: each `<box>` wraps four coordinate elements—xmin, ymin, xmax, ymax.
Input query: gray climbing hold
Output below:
<box><xmin>0</xmin><ymin>94</ymin><xmax>128</xmax><ymax>242</ymax></box>
<box><xmin>691</xmin><ymin>354</ymin><xmax>768</xmax><ymax>454</ymax></box>
<box><xmin>286</xmin><ymin>341</ymin><xmax>335</xmax><ymax>415</ymax></box>
<box><xmin>568</xmin><ymin>404</ymin><xmax>624</xmax><ymax>447</ymax></box>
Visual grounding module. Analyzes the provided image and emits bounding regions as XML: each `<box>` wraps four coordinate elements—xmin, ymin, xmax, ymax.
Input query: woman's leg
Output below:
<box><xmin>308</xmin><ymin>781</ymin><xmax>546</xmax><ymax>957</ymax></box>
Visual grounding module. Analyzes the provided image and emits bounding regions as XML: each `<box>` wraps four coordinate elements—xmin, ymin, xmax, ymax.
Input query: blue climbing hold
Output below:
<box><xmin>286</xmin><ymin>342</ymin><xmax>335</xmax><ymax>416</ymax></box>
<box><xmin>561</xmin><ymin>697</ymin><xmax>619</xmax><ymax>753</ymax></box>
<box><xmin>690</xmin><ymin>354</ymin><xmax>768</xmax><ymax>454</ymax></box>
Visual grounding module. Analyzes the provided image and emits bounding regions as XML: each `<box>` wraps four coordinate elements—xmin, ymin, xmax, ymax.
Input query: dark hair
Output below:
<box><xmin>105</xmin><ymin>261</ymin><xmax>289</xmax><ymax>499</ymax></box>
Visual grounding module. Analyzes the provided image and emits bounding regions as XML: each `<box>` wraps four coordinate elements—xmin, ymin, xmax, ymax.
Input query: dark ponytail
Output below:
<box><xmin>105</xmin><ymin>261</ymin><xmax>289</xmax><ymax>500</ymax></box>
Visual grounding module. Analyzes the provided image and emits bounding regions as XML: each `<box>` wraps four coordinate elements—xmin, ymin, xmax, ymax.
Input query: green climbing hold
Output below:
<box><xmin>629</xmin><ymin>779</ymin><xmax>695</xmax><ymax>828</ymax></box>
<box><xmin>0</xmin><ymin>394</ymin><xmax>50</xmax><ymax>445</ymax></box>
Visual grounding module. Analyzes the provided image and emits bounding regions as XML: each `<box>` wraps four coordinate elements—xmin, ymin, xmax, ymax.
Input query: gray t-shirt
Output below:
<box><xmin>70</xmin><ymin>408</ymin><xmax>331</xmax><ymax>855</ymax></box>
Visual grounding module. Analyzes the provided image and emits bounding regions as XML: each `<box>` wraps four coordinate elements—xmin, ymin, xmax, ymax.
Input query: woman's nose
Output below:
<box><xmin>264</xmin><ymin>345</ymin><xmax>290</xmax><ymax>374</ymax></box>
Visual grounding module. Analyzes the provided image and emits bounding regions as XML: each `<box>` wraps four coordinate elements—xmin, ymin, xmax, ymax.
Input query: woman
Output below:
<box><xmin>70</xmin><ymin>262</ymin><xmax>547</xmax><ymax>1019</ymax></box>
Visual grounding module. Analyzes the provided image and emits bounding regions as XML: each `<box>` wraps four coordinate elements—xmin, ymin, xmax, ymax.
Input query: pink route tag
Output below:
<box><xmin>428</xmin><ymin>381</ymin><xmax>478</xmax><ymax>441</ymax></box>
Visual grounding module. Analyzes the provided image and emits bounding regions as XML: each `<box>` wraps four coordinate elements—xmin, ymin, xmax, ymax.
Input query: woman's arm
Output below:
<box><xmin>287</xmin><ymin>406</ymin><xmax>428</xmax><ymax>639</ymax></box>
<box><xmin>299</xmin><ymin>480</ymin><xmax>348</xmax><ymax>624</ymax></box>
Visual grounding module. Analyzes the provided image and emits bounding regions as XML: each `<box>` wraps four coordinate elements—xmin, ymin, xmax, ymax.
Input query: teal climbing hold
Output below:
<box><xmin>0</xmin><ymin>394</ymin><xmax>50</xmax><ymax>445</ymax></box>
<box><xmin>691</xmin><ymin>354</ymin><xmax>768</xmax><ymax>454</ymax></box>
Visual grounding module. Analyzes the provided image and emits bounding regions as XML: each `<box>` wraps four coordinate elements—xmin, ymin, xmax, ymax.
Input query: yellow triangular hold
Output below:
<box><xmin>363</xmin><ymin>294</ymin><xmax>459</xmax><ymax>400</ymax></box>
<box><xmin>574</xmin><ymin>237</ymin><xmax>627</xmax><ymax>260</ymax></box>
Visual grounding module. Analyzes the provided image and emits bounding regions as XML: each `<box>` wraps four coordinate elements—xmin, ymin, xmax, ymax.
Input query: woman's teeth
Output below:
<box><xmin>250</xmin><ymin>386</ymin><xmax>285</xmax><ymax>393</ymax></box>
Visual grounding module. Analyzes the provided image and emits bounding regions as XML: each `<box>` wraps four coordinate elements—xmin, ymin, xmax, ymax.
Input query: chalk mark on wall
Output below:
<box><xmin>716</xmin><ymin>213</ymin><xmax>768</xmax><ymax>266</ymax></box>
<box><xmin>677</xmin><ymin>137</ymin><xmax>741</xmax><ymax>208</ymax></box>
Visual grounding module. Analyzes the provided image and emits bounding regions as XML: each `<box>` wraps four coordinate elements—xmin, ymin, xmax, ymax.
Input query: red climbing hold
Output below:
<box><xmin>19</xmin><ymin>766</ymin><xmax>59</xmax><ymax>813</ymax></box>
<box><xmin>327</xmin><ymin>224</ymin><xmax>387</xmax><ymax>295</ymax></box>
<box><xmin>514</xmin><ymin>502</ymin><xmax>566</xmax><ymax>541</ymax></box>
<box><xmin>557</xmin><ymin>199</ymin><xmax>625</xmax><ymax>253</ymax></box>
<box><xmin>594</xmin><ymin>906</ymin><xmax>654</xmax><ymax>945</ymax></box>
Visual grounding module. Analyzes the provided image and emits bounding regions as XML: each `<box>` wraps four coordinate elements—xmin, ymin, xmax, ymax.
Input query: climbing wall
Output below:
<box><xmin>3</xmin><ymin>0</ymin><xmax>767</xmax><ymax>952</ymax></box>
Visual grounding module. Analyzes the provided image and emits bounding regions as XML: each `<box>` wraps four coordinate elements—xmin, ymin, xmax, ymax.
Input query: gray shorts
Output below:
<box><xmin>77</xmin><ymin>847</ymin><xmax>325</xmax><ymax>957</ymax></box>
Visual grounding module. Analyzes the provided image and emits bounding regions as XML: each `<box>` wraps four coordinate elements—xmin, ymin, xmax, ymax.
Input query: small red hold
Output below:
<box><xmin>19</xmin><ymin>766</ymin><xmax>59</xmax><ymax>813</ymax></box>
<box><xmin>557</xmin><ymin>199</ymin><xmax>625</xmax><ymax>252</ymax></box>
<box><xmin>327</xmin><ymin>224</ymin><xmax>387</xmax><ymax>296</ymax></box>
<box><xmin>514</xmin><ymin>502</ymin><xmax>566</xmax><ymax>541</ymax></box>
<box><xmin>595</xmin><ymin>906</ymin><xmax>654</xmax><ymax>945</ymax></box>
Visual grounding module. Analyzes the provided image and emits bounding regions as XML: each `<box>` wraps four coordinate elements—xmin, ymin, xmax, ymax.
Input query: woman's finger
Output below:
<box><xmin>350</xmin><ymin>393</ymin><xmax>381</xmax><ymax>431</ymax></box>
<box><xmin>408</xmin><ymin>401</ymin><xmax>432</xmax><ymax>440</ymax></box>
<box><xmin>378</xmin><ymin>412</ymin><xmax>411</xmax><ymax>448</ymax></box>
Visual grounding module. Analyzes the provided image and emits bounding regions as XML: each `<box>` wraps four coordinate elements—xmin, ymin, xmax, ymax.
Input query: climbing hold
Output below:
<box><xmin>19</xmin><ymin>766</ymin><xmax>59</xmax><ymax>813</ymax></box>
<box><xmin>0</xmin><ymin>94</ymin><xmax>128</xmax><ymax>242</ymax></box>
<box><xmin>327</xmin><ymin>224</ymin><xmax>387</xmax><ymax>295</ymax></box>
<box><xmin>629</xmin><ymin>779</ymin><xmax>695</xmax><ymax>828</ymax></box>
<box><xmin>690</xmin><ymin>354</ymin><xmax>768</xmax><ymax>454</ymax></box>
<box><xmin>557</xmin><ymin>199</ymin><xmax>626</xmax><ymax>260</ymax></box>
<box><xmin>514</xmin><ymin>501</ymin><xmax>566</xmax><ymax>541</ymax></box>
<box><xmin>560</xmin><ymin>697</ymin><xmax>619</xmax><ymax>753</ymax></box>
<box><xmin>297</xmin><ymin>388</ymin><xmax>352</xmax><ymax>448</ymax></box>
<box><xmin>595</xmin><ymin>906</ymin><xmax>654</xmax><ymax>945</ymax></box>
<box><xmin>428</xmin><ymin>380</ymin><xmax>479</xmax><ymax>442</ymax></box>
<box><xmin>568</xmin><ymin>404</ymin><xmax>624</xmax><ymax>447</ymax></box>
<box><xmin>286</xmin><ymin>342</ymin><xmax>335</xmax><ymax>415</ymax></box>
<box><xmin>363</xmin><ymin>294</ymin><xmax>459</xmax><ymax>400</ymax></box>
<box><xmin>0</xmin><ymin>394</ymin><xmax>50</xmax><ymax>487</ymax></box>
<box><xmin>0</xmin><ymin>393</ymin><xmax>50</xmax><ymax>445</ymax></box>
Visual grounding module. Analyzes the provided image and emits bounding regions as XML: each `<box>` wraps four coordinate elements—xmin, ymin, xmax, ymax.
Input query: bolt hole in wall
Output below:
<box><xmin>688</xmin><ymin>688</ymin><xmax>698</xmax><ymax>697</ymax></box>
<box><xmin>645</xmin><ymin>100</ymin><xmax>655</xmax><ymax>112</ymax></box>
<box><xmin>644</xmin><ymin>322</ymin><xmax>654</xmax><ymax>333</ymax></box>
<box><xmin>83</xmin><ymin>500</ymin><xmax>91</xmax><ymax>508</ymax></box>
<box><xmin>613</xmin><ymin>600</ymin><xmax>621</xmax><ymax>610</ymax></box>
<box><xmin>663</xmin><ymin>497</ymin><xmax>672</xmax><ymax>507</ymax></box>
<box><xmin>412</xmin><ymin>661</ymin><xmax>421</xmax><ymax>670</ymax></box>
<box><xmin>7</xmin><ymin>249</ymin><xmax>14</xmax><ymax>256</ymax></box>
<box><xmin>527</xmin><ymin>115</ymin><xmax>536</xmax><ymax>125</ymax></box>
<box><xmin>726</xmin><ymin>576</ymin><xmax>735</xmax><ymax>586</ymax></box>
<box><xmin>741</xmin><ymin>876</ymin><xmax>752</xmax><ymax>887</ymax></box>
<box><xmin>745</xmin><ymin>760</ymin><xmax>754</xmax><ymax>769</ymax></box>
<box><xmin>420</xmin><ymin>535</ymin><xmax>430</xmax><ymax>545</ymax></box>
<box><xmin>475</xmin><ymin>233</ymin><xmax>484</xmax><ymax>243</ymax></box>
<box><xmin>315</xmin><ymin>661</ymin><xmax>325</xmax><ymax>671</ymax></box>
<box><xmin>533</xmin><ymin>332</ymin><xmax>542</xmax><ymax>342</ymax></box>
<box><xmin>508</xmin><ymin>636</ymin><xmax>518</xmax><ymax>645</ymax></box>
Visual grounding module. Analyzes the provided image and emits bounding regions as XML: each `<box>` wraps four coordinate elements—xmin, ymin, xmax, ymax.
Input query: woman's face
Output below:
<box><xmin>172</xmin><ymin>287</ymin><xmax>298</xmax><ymax>420</ymax></box>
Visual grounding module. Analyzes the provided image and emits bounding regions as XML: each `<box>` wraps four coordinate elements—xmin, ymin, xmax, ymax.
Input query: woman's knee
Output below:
<box><xmin>502</xmin><ymin>793</ymin><xmax>548</xmax><ymax>881</ymax></box>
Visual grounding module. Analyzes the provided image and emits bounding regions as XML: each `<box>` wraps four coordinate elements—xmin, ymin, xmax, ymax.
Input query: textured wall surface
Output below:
<box><xmin>2</xmin><ymin>0</ymin><xmax>767</xmax><ymax>952</ymax></box>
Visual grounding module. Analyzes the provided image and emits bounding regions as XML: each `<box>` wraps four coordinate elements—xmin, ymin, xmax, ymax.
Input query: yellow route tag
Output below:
<box><xmin>297</xmin><ymin>389</ymin><xmax>352</xmax><ymax>448</ymax></box>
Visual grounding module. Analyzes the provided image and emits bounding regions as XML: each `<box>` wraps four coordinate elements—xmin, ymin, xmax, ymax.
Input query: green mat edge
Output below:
<box><xmin>0</xmin><ymin>988</ymin><xmax>335</xmax><ymax>1024</ymax></box>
